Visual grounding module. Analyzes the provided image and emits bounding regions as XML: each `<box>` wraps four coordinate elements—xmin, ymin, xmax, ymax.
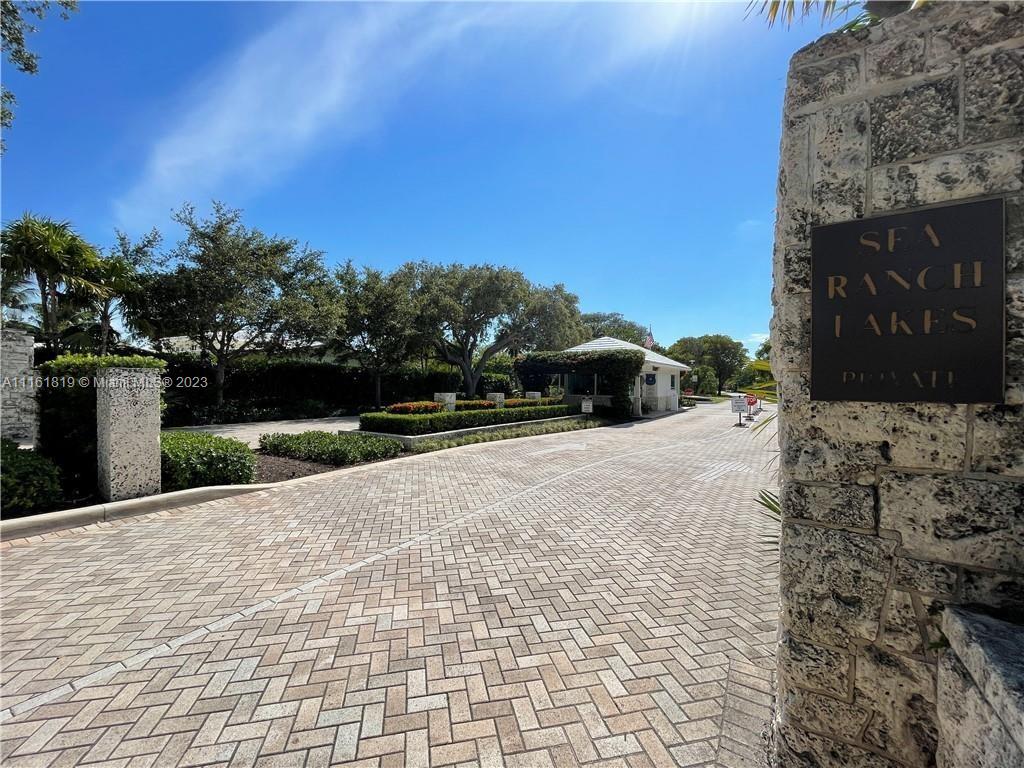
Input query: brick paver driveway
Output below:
<box><xmin>1</xmin><ymin>404</ymin><xmax>779</xmax><ymax>768</ymax></box>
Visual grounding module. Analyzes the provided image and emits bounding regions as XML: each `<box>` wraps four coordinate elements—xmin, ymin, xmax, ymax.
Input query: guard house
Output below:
<box><xmin>558</xmin><ymin>337</ymin><xmax>691</xmax><ymax>416</ymax></box>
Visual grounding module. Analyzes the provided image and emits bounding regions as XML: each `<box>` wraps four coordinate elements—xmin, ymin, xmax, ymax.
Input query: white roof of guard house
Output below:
<box><xmin>564</xmin><ymin>336</ymin><xmax>691</xmax><ymax>371</ymax></box>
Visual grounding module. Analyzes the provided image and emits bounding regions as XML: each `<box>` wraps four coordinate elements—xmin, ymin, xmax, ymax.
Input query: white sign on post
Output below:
<box><xmin>581</xmin><ymin>397</ymin><xmax>594</xmax><ymax>414</ymax></box>
<box><xmin>731</xmin><ymin>395</ymin><xmax>747</xmax><ymax>413</ymax></box>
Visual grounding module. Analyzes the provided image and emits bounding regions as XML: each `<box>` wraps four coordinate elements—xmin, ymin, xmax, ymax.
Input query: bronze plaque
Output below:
<box><xmin>810</xmin><ymin>198</ymin><xmax>1005</xmax><ymax>403</ymax></box>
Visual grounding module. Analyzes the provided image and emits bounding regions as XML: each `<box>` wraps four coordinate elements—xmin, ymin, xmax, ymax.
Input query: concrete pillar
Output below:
<box><xmin>0</xmin><ymin>327</ymin><xmax>38</xmax><ymax>447</ymax></box>
<box><xmin>486</xmin><ymin>392</ymin><xmax>505</xmax><ymax>407</ymax></box>
<box><xmin>97</xmin><ymin>368</ymin><xmax>162</xmax><ymax>501</ymax></box>
<box><xmin>433</xmin><ymin>392</ymin><xmax>456</xmax><ymax>411</ymax></box>
<box><xmin>525</xmin><ymin>391</ymin><xmax>542</xmax><ymax>399</ymax></box>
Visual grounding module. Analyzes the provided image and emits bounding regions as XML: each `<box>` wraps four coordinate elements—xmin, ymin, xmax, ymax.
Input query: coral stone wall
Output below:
<box><xmin>770</xmin><ymin>3</ymin><xmax>1024</xmax><ymax>766</ymax></box>
<box><xmin>0</xmin><ymin>327</ymin><xmax>38</xmax><ymax>446</ymax></box>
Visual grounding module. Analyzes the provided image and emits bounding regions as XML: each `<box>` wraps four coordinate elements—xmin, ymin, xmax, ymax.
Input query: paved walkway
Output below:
<box><xmin>0</xmin><ymin>403</ymin><xmax>779</xmax><ymax>768</ymax></box>
<box><xmin>167</xmin><ymin>417</ymin><xmax>362</xmax><ymax>448</ymax></box>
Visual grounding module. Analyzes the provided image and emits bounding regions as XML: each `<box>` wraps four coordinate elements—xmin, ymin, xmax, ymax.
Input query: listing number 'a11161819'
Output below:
<box><xmin>810</xmin><ymin>198</ymin><xmax>1004</xmax><ymax>404</ymax></box>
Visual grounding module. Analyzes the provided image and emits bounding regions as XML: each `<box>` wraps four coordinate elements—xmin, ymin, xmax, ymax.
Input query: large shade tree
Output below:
<box><xmin>336</xmin><ymin>262</ymin><xmax>420</xmax><ymax>408</ymax></box>
<box><xmin>126</xmin><ymin>202</ymin><xmax>341</xmax><ymax>404</ymax></box>
<box><xmin>414</xmin><ymin>263</ymin><xmax>585</xmax><ymax>396</ymax></box>
<box><xmin>0</xmin><ymin>214</ymin><xmax>104</xmax><ymax>350</ymax></box>
<box><xmin>667</xmin><ymin>333</ymin><xmax>748</xmax><ymax>394</ymax></box>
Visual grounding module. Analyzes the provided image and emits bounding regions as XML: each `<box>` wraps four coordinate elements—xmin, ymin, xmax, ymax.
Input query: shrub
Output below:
<box><xmin>454</xmin><ymin>399</ymin><xmax>496</xmax><ymax>411</ymax></box>
<box><xmin>360</xmin><ymin>404</ymin><xmax>579</xmax><ymax>436</ymax></box>
<box><xmin>412</xmin><ymin>417</ymin><xmax>609</xmax><ymax>453</ymax></box>
<box><xmin>386</xmin><ymin>401</ymin><xmax>444</xmax><ymax>415</ymax></box>
<box><xmin>505</xmin><ymin>397</ymin><xmax>562</xmax><ymax>408</ymax></box>
<box><xmin>39</xmin><ymin>354</ymin><xmax>167</xmax><ymax>498</ymax></box>
<box><xmin>160</xmin><ymin>432</ymin><xmax>256</xmax><ymax>491</ymax></box>
<box><xmin>679</xmin><ymin>397</ymin><xmax>698</xmax><ymax>408</ymax></box>
<box><xmin>259</xmin><ymin>431</ymin><xmax>402</xmax><ymax>465</ymax></box>
<box><xmin>480</xmin><ymin>372</ymin><xmax>512</xmax><ymax>395</ymax></box>
<box><xmin>1</xmin><ymin>439</ymin><xmax>63</xmax><ymax>517</ymax></box>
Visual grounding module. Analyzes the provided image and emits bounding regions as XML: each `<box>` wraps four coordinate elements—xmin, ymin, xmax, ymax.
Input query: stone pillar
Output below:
<box><xmin>433</xmin><ymin>392</ymin><xmax>456</xmax><ymax>411</ymax></box>
<box><xmin>97</xmin><ymin>368</ymin><xmax>162</xmax><ymax>502</ymax></box>
<box><xmin>0</xmin><ymin>327</ymin><xmax>38</xmax><ymax>446</ymax></box>
<box><xmin>486</xmin><ymin>392</ymin><xmax>505</xmax><ymax>407</ymax></box>
<box><xmin>771</xmin><ymin>4</ymin><xmax>1024</xmax><ymax>766</ymax></box>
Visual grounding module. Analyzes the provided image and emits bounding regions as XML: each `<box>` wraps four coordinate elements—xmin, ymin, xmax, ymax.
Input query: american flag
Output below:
<box><xmin>644</xmin><ymin>327</ymin><xmax>655</xmax><ymax>349</ymax></box>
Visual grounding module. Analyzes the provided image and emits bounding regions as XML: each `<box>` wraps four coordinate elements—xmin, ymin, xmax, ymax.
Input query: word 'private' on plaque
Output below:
<box><xmin>810</xmin><ymin>198</ymin><xmax>1005</xmax><ymax>404</ymax></box>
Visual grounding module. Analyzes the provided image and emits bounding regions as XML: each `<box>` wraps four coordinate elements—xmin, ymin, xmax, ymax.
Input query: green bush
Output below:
<box><xmin>160</xmin><ymin>432</ymin><xmax>256</xmax><ymax>491</ymax></box>
<box><xmin>679</xmin><ymin>397</ymin><xmax>698</xmax><ymax>408</ymax></box>
<box><xmin>360</xmin><ymin>404</ymin><xmax>579</xmax><ymax>436</ymax></box>
<box><xmin>505</xmin><ymin>397</ymin><xmax>561</xmax><ymax>408</ymax></box>
<box><xmin>39</xmin><ymin>354</ymin><xmax>166</xmax><ymax>498</ymax></box>
<box><xmin>259</xmin><ymin>431</ymin><xmax>402</xmax><ymax>465</ymax></box>
<box><xmin>412</xmin><ymin>417</ymin><xmax>609</xmax><ymax>453</ymax></box>
<box><xmin>1</xmin><ymin>439</ymin><xmax>63</xmax><ymax>517</ymax></box>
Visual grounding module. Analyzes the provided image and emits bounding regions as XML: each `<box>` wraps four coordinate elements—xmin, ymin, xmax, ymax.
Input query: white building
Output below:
<box><xmin>559</xmin><ymin>336</ymin><xmax>691</xmax><ymax>416</ymax></box>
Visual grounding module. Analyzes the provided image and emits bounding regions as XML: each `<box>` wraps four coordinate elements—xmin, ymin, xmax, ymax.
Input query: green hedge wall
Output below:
<box><xmin>160</xmin><ymin>432</ymin><xmax>256</xmax><ymax>491</ymax></box>
<box><xmin>359</xmin><ymin>404</ymin><xmax>580</xmax><ymax>436</ymax></box>
<box><xmin>515</xmin><ymin>349</ymin><xmax>644</xmax><ymax>418</ymax></box>
<box><xmin>39</xmin><ymin>354</ymin><xmax>166</xmax><ymax>499</ymax></box>
<box><xmin>259</xmin><ymin>431</ymin><xmax>402</xmax><ymax>465</ymax></box>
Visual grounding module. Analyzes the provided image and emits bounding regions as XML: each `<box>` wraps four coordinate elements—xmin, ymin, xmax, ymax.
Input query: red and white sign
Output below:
<box><xmin>746</xmin><ymin>395</ymin><xmax>758</xmax><ymax>407</ymax></box>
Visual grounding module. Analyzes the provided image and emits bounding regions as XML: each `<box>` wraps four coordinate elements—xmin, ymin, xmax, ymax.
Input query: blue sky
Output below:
<box><xmin>2</xmin><ymin>1</ymin><xmax>842</xmax><ymax>353</ymax></box>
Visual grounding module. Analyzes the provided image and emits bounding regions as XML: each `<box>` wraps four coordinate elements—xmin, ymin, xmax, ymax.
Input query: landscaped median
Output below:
<box><xmin>359</xmin><ymin>403</ymin><xmax>584</xmax><ymax>448</ymax></box>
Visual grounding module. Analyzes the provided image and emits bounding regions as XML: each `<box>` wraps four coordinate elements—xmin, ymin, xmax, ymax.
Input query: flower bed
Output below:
<box><xmin>385</xmin><ymin>401</ymin><xmax>444</xmax><ymax>415</ymax></box>
<box><xmin>259</xmin><ymin>430</ymin><xmax>402</xmax><ymax>465</ymax></box>
<box><xmin>360</xmin><ymin>404</ymin><xmax>579</xmax><ymax>436</ymax></box>
<box><xmin>412</xmin><ymin>417</ymin><xmax>608</xmax><ymax>453</ymax></box>
<box><xmin>454</xmin><ymin>400</ymin><xmax>496</xmax><ymax>410</ymax></box>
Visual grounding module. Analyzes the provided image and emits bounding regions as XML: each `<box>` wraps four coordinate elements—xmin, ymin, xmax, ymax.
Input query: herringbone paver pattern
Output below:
<box><xmin>0</xmin><ymin>404</ymin><xmax>778</xmax><ymax>767</ymax></box>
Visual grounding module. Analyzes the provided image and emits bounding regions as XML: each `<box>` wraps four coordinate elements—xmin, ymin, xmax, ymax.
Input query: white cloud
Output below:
<box><xmin>744</xmin><ymin>332</ymin><xmax>770</xmax><ymax>353</ymax></box>
<box><xmin>114</xmin><ymin>2</ymin><xmax>724</xmax><ymax>228</ymax></box>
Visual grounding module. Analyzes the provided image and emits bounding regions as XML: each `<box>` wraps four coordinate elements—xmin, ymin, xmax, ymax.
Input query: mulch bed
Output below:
<box><xmin>255</xmin><ymin>453</ymin><xmax>337</xmax><ymax>483</ymax></box>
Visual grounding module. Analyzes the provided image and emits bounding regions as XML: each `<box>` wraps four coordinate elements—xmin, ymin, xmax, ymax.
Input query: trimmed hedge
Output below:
<box><xmin>505</xmin><ymin>397</ymin><xmax>561</xmax><ymax>408</ymax></box>
<box><xmin>1</xmin><ymin>439</ymin><xmax>63</xmax><ymax>517</ymax></box>
<box><xmin>360</xmin><ymin>404</ymin><xmax>580</xmax><ymax>436</ymax></box>
<box><xmin>454</xmin><ymin>399</ymin><xmax>496</xmax><ymax>411</ymax></box>
<box><xmin>160</xmin><ymin>432</ymin><xmax>256</xmax><ymax>491</ymax></box>
<box><xmin>386</xmin><ymin>401</ymin><xmax>443</xmax><ymax>415</ymax></box>
<box><xmin>412</xmin><ymin>417</ymin><xmax>608</xmax><ymax>454</ymax></box>
<box><xmin>39</xmin><ymin>354</ymin><xmax>167</xmax><ymax>498</ymax></box>
<box><xmin>259</xmin><ymin>431</ymin><xmax>402</xmax><ymax>465</ymax></box>
<box><xmin>679</xmin><ymin>397</ymin><xmax>698</xmax><ymax>408</ymax></box>
<box><xmin>515</xmin><ymin>349</ymin><xmax>644</xmax><ymax>418</ymax></box>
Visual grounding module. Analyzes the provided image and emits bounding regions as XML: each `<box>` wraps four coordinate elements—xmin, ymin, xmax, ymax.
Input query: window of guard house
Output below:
<box><xmin>568</xmin><ymin>372</ymin><xmax>593</xmax><ymax>395</ymax></box>
<box><xmin>671</xmin><ymin>374</ymin><xmax>676</xmax><ymax>390</ymax></box>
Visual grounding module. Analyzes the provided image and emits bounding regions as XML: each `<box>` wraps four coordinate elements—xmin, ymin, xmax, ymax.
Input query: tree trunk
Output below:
<box><xmin>35</xmin><ymin>274</ymin><xmax>50</xmax><ymax>348</ymax></box>
<box><xmin>99</xmin><ymin>301</ymin><xmax>112</xmax><ymax>356</ymax></box>
<box><xmin>48</xmin><ymin>283</ymin><xmax>60</xmax><ymax>350</ymax></box>
<box><xmin>374</xmin><ymin>372</ymin><xmax>382</xmax><ymax>408</ymax></box>
<box><xmin>214</xmin><ymin>360</ymin><xmax>227</xmax><ymax>406</ymax></box>
<box><xmin>459</xmin><ymin>359</ymin><xmax>478</xmax><ymax>397</ymax></box>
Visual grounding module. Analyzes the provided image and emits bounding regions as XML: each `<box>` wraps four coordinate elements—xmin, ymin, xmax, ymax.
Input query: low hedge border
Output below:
<box><xmin>1</xmin><ymin>439</ymin><xmax>63</xmax><ymax>517</ymax></box>
<box><xmin>259</xmin><ymin>431</ymin><xmax>402</xmax><ymax>465</ymax></box>
<box><xmin>412</xmin><ymin>417</ymin><xmax>610</xmax><ymax>454</ymax></box>
<box><xmin>359</xmin><ymin>404</ymin><xmax>580</xmax><ymax>436</ymax></box>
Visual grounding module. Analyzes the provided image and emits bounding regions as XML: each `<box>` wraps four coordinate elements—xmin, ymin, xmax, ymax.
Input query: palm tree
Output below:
<box><xmin>750</xmin><ymin>1</ymin><xmax>918</xmax><ymax>30</ymax></box>
<box><xmin>1</xmin><ymin>214</ymin><xmax>105</xmax><ymax>349</ymax></box>
<box><xmin>93</xmin><ymin>229</ymin><xmax>160</xmax><ymax>355</ymax></box>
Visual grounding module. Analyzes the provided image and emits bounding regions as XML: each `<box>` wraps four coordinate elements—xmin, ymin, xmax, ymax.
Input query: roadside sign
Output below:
<box><xmin>746</xmin><ymin>395</ymin><xmax>758</xmax><ymax>407</ymax></box>
<box><xmin>731</xmin><ymin>396</ymin><xmax>747</xmax><ymax>413</ymax></box>
<box><xmin>581</xmin><ymin>397</ymin><xmax>593</xmax><ymax>414</ymax></box>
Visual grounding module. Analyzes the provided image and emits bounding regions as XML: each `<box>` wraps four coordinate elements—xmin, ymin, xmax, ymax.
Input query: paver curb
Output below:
<box><xmin>0</xmin><ymin>485</ymin><xmax>275</xmax><ymax>541</ymax></box>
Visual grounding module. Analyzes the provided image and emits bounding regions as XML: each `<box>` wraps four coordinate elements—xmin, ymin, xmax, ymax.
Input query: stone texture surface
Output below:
<box><xmin>772</xmin><ymin>4</ymin><xmax>1024</xmax><ymax>766</ymax></box>
<box><xmin>0</xmin><ymin>404</ymin><xmax>780</xmax><ymax>768</ymax></box>
<box><xmin>0</xmin><ymin>327</ymin><xmax>38</xmax><ymax>446</ymax></box>
<box><xmin>780</xmin><ymin>524</ymin><xmax>896</xmax><ymax>646</ymax></box>
<box><xmin>96</xmin><ymin>368</ymin><xmax>162</xmax><ymax>502</ymax></box>
<box><xmin>938</xmin><ymin>608</ymin><xmax>1024</xmax><ymax>767</ymax></box>
<box><xmin>879</xmin><ymin>471</ymin><xmax>1024</xmax><ymax>572</ymax></box>
<box><xmin>870</xmin><ymin>77</ymin><xmax>959</xmax><ymax>165</ymax></box>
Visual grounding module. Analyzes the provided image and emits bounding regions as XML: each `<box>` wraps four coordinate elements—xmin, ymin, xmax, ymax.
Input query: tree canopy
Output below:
<box><xmin>127</xmin><ymin>202</ymin><xmax>341</xmax><ymax>403</ymax></box>
<box><xmin>667</xmin><ymin>333</ymin><xmax>748</xmax><ymax>394</ymax></box>
<box><xmin>579</xmin><ymin>312</ymin><xmax>648</xmax><ymax>346</ymax></box>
